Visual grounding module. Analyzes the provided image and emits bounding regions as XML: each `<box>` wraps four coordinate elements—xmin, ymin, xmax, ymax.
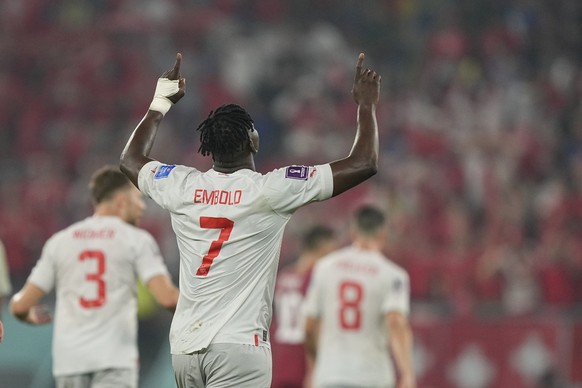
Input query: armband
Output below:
<box><xmin>149</xmin><ymin>78</ymin><xmax>180</xmax><ymax>116</ymax></box>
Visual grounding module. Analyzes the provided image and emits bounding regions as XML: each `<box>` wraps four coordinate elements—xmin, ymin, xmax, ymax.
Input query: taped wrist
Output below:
<box><xmin>149</xmin><ymin>78</ymin><xmax>179</xmax><ymax>116</ymax></box>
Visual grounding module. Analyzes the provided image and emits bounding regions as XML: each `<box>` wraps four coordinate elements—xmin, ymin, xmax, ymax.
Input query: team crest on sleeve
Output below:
<box><xmin>154</xmin><ymin>164</ymin><xmax>176</xmax><ymax>179</ymax></box>
<box><xmin>285</xmin><ymin>165</ymin><xmax>309</xmax><ymax>180</ymax></box>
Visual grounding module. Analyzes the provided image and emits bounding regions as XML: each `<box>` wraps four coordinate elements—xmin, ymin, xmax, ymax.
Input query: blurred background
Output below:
<box><xmin>1</xmin><ymin>0</ymin><xmax>582</xmax><ymax>387</ymax></box>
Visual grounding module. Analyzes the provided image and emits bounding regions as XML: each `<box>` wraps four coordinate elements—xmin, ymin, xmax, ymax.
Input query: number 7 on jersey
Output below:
<box><xmin>196</xmin><ymin>217</ymin><xmax>234</xmax><ymax>276</ymax></box>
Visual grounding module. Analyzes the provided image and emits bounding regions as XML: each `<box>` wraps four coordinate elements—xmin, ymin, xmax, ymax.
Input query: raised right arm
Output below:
<box><xmin>120</xmin><ymin>53</ymin><xmax>186</xmax><ymax>188</ymax></box>
<box><xmin>329</xmin><ymin>53</ymin><xmax>381</xmax><ymax>197</ymax></box>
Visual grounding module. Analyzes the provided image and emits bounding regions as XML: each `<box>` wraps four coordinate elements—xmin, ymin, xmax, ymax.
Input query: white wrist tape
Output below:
<box><xmin>149</xmin><ymin>78</ymin><xmax>180</xmax><ymax>116</ymax></box>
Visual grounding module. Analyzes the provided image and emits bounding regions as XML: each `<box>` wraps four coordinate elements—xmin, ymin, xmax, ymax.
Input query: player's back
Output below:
<box><xmin>168</xmin><ymin>168</ymin><xmax>307</xmax><ymax>351</ymax></box>
<box><xmin>138</xmin><ymin>162</ymin><xmax>333</xmax><ymax>353</ymax></box>
<box><xmin>39</xmin><ymin>215</ymin><xmax>154</xmax><ymax>374</ymax></box>
<box><xmin>308</xmin><ymin>246</ymin><xmax>408</xmax><ymax>387</ymax></box>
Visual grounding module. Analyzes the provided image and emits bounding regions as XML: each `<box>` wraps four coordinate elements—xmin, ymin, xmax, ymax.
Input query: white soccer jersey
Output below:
<box><xmin>138</xmin><ymin>161</ymin><xmax>333</xmax><ymax>354</ymax></box>
<box><xmin>27</xmin><ymin>215</ymin><xmax>170</xmax><ymax>376</ymax></box>
<box><xmin>303</xmin><ymin>245</ymin><xmax>410</xmax><ymax>388</ymax></box>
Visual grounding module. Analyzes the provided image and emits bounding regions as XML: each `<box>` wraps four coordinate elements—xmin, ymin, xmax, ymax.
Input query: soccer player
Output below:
<box><xmin>119</xmin><ymin>51</ymin><xmax>380</xmax><ymax>388</ymax></box>
<box><xmin>272</xmin><ymin>225</ymin><xmax>337</xmax><ymax>388</ymax></box>
<box><xmin>0</xmin><ymin>240</ymin><xmax>12</xmax><ymax>343</ymax></box>
<box><xmin>10</xmin><ymin>165</ymin><xmax>179</xmax><ymax>388</ymax></box>
<box><xmin>304</xmin><ymin>206</ymin><xmax>416</xmax><ymax>388</ymax></box>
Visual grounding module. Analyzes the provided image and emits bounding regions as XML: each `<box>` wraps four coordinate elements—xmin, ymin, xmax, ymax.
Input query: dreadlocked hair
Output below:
<box><xmin>196</xmin><ymin>104</ymin><xmax>255</xmax><ymax>157</ymax></box>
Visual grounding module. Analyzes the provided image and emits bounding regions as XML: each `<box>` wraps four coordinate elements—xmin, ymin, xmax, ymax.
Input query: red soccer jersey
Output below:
<box><xmin>271</xmin><ymin>266</ymin><xmax>312</xmax><ymax>388</ymax></box>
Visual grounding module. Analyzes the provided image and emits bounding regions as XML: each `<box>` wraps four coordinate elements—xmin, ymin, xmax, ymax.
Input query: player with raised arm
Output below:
<box><xmin>304</xmin><ymin>206</ymin><xmax>416</xmax><ymax>388</ymax></box>
<box><xmin>272</xmin><ymin>225</ymin><xmax>337</xmax><ymax>388</ymax></box>
<box><xmin>10</xmin><ymin>165</ymin><xmax>179</xmax><ymax>388</ymax></box>
<box><xmin>119</xmin><ymin>52</ymin><xmax>380</xmax><ymax>388</ymax></box>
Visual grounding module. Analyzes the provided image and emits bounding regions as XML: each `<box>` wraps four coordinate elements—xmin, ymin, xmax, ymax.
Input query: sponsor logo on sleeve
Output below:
<box><xmin>154</xmin><ymin>164</ymin><xmax>176</xmax><ymax>179</ymax></box>
<box><xmin>285</xmin><ymin>165</ymin><xmax>309</xmax><ymax>180</ymax></box>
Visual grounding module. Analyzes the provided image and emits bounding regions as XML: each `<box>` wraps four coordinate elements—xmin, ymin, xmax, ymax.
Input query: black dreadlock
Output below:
<box><xmin>196</xmin><ymin>104</ymin><xmax>255</xmax><ymax>157</ymax></box>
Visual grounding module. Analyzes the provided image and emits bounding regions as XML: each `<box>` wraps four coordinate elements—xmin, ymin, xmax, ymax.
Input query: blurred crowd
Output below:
<box><xmin>1</xmin><ymin>0</ymin><xmax>582</xmax><ymax>318</ymax></box>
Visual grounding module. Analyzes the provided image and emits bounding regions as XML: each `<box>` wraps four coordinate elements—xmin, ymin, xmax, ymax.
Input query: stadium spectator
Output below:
<box><xmin>1</xmin><ymin>0</ymin><xmax>582</xmax><ymax>320</ymax></box>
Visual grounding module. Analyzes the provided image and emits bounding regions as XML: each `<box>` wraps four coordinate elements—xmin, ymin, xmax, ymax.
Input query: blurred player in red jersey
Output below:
<box><xmin>272</xmin><ymin>225</ymin><xmax>337</xmax><ymax>388</ymax></box>
<box><xmin>304</xmin><ymin>206</ymin><xmax>416</xmax><ymax>388</ymax></box>
<box><xmin>120</xmin><ymin>52</ymin><xmax>380</xmax><ymax>388</ymax></box>
<box><xmin>10</xmin><ymin>166</ymin><xmax>179</xmax><ymax>388</ymax></box>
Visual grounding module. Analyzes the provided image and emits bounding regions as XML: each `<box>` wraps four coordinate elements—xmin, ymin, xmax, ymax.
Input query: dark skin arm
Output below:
<box><xmin>121</xmin><ymin>52</ymin><xmax>379</xmax><ymax>194</ymax></box>
<box><xmin>120</xmin><ymin>53</ymin><xmax>186</xmax><ymax>187</ymax></box>
<box><xmin>329</xmin><ymin>53</ymin><xmax>381</xmax><ymax>197</ymax></box>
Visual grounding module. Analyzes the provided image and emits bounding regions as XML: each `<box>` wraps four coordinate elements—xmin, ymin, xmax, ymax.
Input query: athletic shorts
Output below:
<box><xmin>55</xmin><ymin>368</ymin><xmax>138</xmax><ymax>388</ymax></box>
<box><xmin>172</xmin><ymin>343</ymin><xmax>272</xmax><ymax>388</ymax></box>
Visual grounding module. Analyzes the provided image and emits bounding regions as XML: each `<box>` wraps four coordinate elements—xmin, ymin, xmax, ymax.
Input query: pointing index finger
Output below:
<box><xmin>356</xmin><ymin>52</ymin><xmax>365</xmax><ymax>70</ymax></box>
<box><xmin>173</xmin><ymin>53</ymin><xmax>182</xmax><ymax>73</ymax></box>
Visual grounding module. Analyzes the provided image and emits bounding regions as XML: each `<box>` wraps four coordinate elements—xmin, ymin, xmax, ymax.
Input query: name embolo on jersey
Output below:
<box><xmin>303</xmin><ymin>246</ymin><xmax>410</xmax><ymax>388</ymax></box>
<box><xmin>27</xmin><ymin>215</ymin><xmax>170</xmax><ymax>376</ymax></box>
<box><xmin>138</xmin><ymin>161</ymin><xmax>333</xmax><ymax>354</ymax></box>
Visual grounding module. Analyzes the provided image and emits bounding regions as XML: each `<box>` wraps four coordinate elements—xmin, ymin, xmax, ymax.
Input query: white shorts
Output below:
<box><xmin>55</xmin><ymin>368</ymin><xmax>138</xmax><ymax>388</ymax></box>
<box><xmin>172</xmin><ymin>343</ymin><xmax>272</xmax><ymax>388</ymax></box>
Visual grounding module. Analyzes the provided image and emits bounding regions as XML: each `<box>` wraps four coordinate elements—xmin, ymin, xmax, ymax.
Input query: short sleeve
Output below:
<box><xmin>303</xmin><ymin>264</ymin><xmax>324</xmax><ymax>318</ymax></box>
<box><xmin>381</xmin><ymin>271</ymin><xmax>410</xmax><ymax>316</ymax></box>
<box><xmin>263</xmin><ymin>164</ymin><xmax>333</xmax><ymax>215</ymax></box>
<box><xmin>133</xmin><ymin>231</ymin><xmax>170</xmax><ymax>284</ymax></box>
<box><xmin>138</xmin><ymin>161</ymin><xmax>198</xmax><ymax>212</ymax></box>
<box><xmin>28</xmin><ymin>237</ymin><xmax>58</xmax><ymax>293</ymax></box>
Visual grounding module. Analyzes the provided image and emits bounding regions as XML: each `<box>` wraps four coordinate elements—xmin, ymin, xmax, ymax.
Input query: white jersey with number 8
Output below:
<box><xmin>27</xmin><ymin>215</ymin><xmax>170</xmax><ymax>376</ymax></box>
<box><xmin>303</xmin><ymin>245</ymin><xmax>410</xmax><ymax>388</ymax></box>
<box><xmin>138</xmin><ymin>161</ymin><xmax>333</xmax><ymax>354</ymax></box>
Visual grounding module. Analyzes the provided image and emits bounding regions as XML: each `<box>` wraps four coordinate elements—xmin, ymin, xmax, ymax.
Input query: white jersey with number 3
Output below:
<box><xmin>27</xmin><ymin>215</ymin><xmax>170</xmax><ymax>376</ymax></box>
<box><xmin>138</xmin><ymin>161</ymin><xmax>333</xmax><ymax>354</ymax></box>
<box><xmin>303</xmin><ymin>245</ymin><xmax>410</xmax><ymax>388</ymax></box>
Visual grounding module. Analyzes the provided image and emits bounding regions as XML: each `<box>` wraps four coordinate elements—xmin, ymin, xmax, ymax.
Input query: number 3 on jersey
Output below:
<box><xmin>196</xmin><ymin>217</ymin><xmax>234</xmax><ymax>276</ymax></box>
<box><xmin>79</xmin><ymin>250</ymin><xmax>106</xmax><ymax>308</ymax></box>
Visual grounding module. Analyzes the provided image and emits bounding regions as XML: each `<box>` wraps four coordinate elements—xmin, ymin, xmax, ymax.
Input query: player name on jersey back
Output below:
<box><xmin>193</xmin><ymin>189</ymin><xmax>242</xmax><ymax>205</ymax></box>
<box><xmin>335</xmin><ymin>260</ymin><xmax>377</xmax><ymax>274</ymax></box>
<box><xmin>73</xmin><ymin>228</ymin><xmax>115</xmax><ymax>239</ymax></box>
